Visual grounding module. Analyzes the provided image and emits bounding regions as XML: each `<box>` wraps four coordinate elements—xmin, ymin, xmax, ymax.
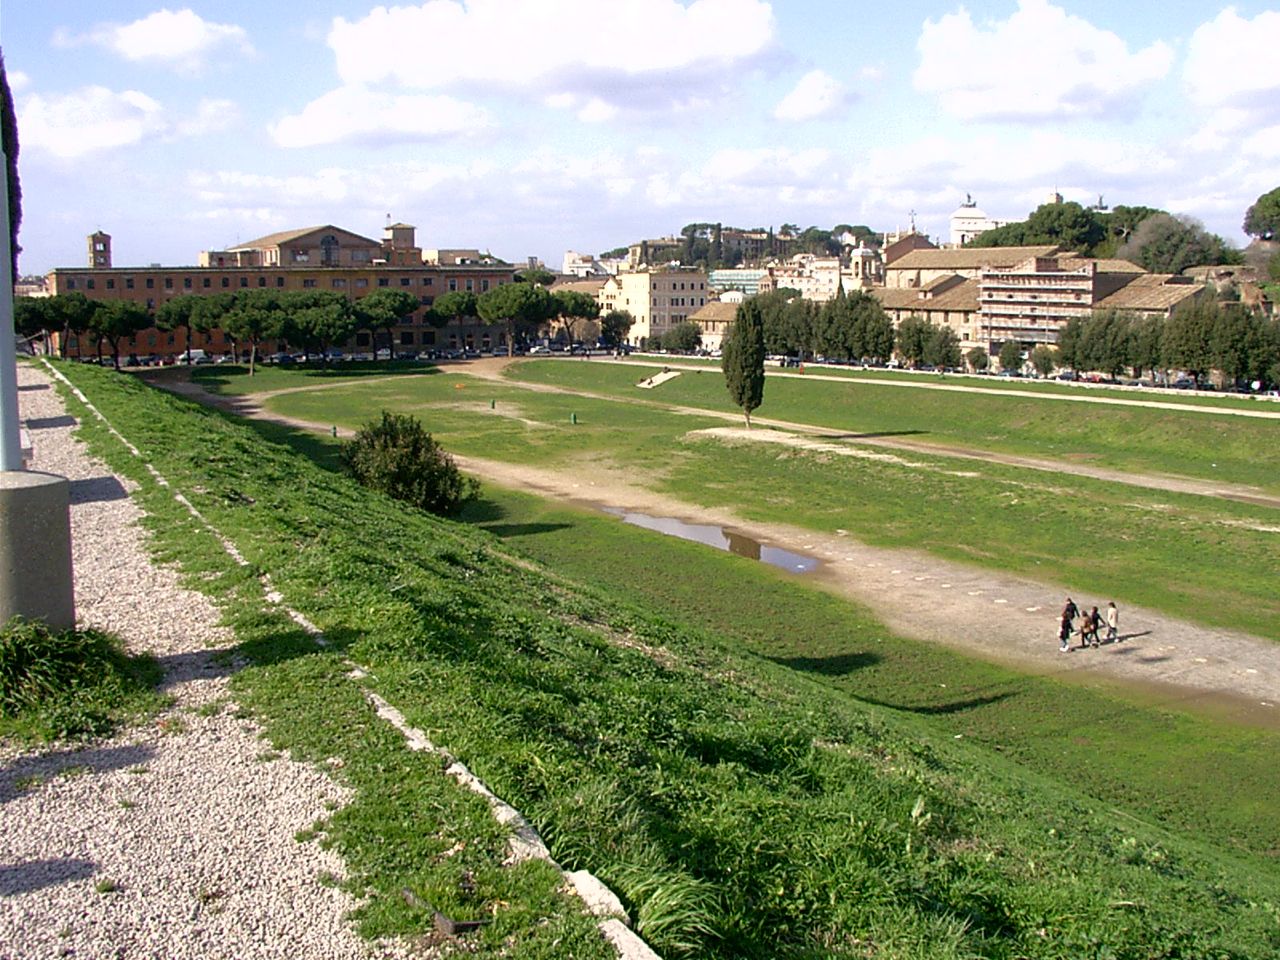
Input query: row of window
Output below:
<box><xmin>651</xmin><ymin>281</ymin><xmax>708</xmax><ymax>291</ymax></box>
<box><xmin>62</xmin><ymin>275</ymin><xmax>498</xmax><ymax>294</ymax></box>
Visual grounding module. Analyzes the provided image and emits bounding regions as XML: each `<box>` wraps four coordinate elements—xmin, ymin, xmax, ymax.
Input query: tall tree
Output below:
<box><xmin>722</xmin><ymin>299</ymin><xmax>765</xmax><ymax>428</ymax></box>
<box><xmin>14</xmin><ymin>296</ymin><xmax>54</xmax><ymax>355</ymax></box>
<box><xmin>894</xmin><ymin>315</ymin><xmax>932</xmax><ymax>368</ymax></box>
<box><xmin>1030</xmin><ymin>344</ymin><xmax>1056</xmax><ymax>378</ymax></box>
<box><xmin>289</xmin><ymin>290</ymin><xmax>356</xmax><ymax>359</ymax></box>
<box><xmin>1162</xmin><ymin>297</ymin><xmax>1217</xmax><ymax>384</ymax></box>
<box><xmin>1128</xmin><ymin>315</ymin><xmax>1164</xmax><ymax>381</ymax></box>
<box><xmin>599</xmin><ymin>309</ymin><xmax>633</xmax><ymax>350</ymax></box>
<box><xmin>923</xmin><ymin>325</ymin><xmax>961</xmax><ymax>369</ymax></box>
<box><xmin>998</xmin><ymin>338</ymin><xmax>1023</xmax><ymax>373</ymax></box>
<box><xmin>1243</xmin><ymin>186</ymin><xmax>1280</xmax><ymax>241</ymax></box>
<box><xmin>47</xmin><ymin>292</ymin><xmax>96</xmax><ymax>358</ymax></box>
<box><xmin>477</xmin><ymin>281</ymin><xmax>554</xmax><ymax>356</ymax></box>
<box><xmin>90</xmin><ymin>300</ymin><xmax>150</xmax><ymax>369</ymax></box>
<box><xmin>354</xmin><ymin>288</ymin><xmax>418</xmax><ymax>358</ymax></box>
<box><xmin>155</xmin><ymin>294</ymin><xmax>202</xmax><ymax>363</ymax></box>
<box><xmin>1119</xmin><ymin>213</ymin><xmax>1241</xmax><ymax>273</ymax></box>
<box><xmin>1</xmin><ymin>53</ymin><xmax>21</xmax><ymax>277</ymax></box>
<box><xmin>966</xmin><ymin>346</ymin><xmax>989</xmax><ymax>373</ymax></box>
<box><xmin>191</xmin><ymin>292</ymin><xmax>236</xmax><ymax>359</ymax></box>
<box><xmin>551</xmin><ymin>288</ymin><xmax>600</xmax><ymax>346</ymax></box>
<box><xmin>222</xmin><ymin>289</ymin><xmax>285</xmax><ymax>375</ymax></box>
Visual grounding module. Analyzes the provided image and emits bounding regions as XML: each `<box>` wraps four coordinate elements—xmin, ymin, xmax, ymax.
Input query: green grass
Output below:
<box><xmin>255</xmin><ymin>367</ymin><xmax>1280</xmax><ymax>640</ymax></box>
<box><xmin>188</xmin><ymin>358</ymin><xmax>439</xmax><ymax>395</ymax></box>
<box><xmin>0</xmin><ymin>617</ymin><xmax>163</xmax><ymax>742</ymax></box>
<box><xmin>507</xmin><ymin>359</ymin><xmax>1280</xmax><ymax>493</ymax></box>
<box><xmin>38</xmin><ymin>358</ymin><xmax>1280</xmax><ymax>959</ymax></box>
<box><xmin>457</xmin><ymin>484</ymin><xmax>1280</xmax><ymax>859</ymax></box>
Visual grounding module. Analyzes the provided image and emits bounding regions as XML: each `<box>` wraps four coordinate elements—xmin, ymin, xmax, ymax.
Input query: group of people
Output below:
<box><xmin>1059</xmin><ymin>597</ymin><xmax>1120</xmax><ymax>651</ymax></box>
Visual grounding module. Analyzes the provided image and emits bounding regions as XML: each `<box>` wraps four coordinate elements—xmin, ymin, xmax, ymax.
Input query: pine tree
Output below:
<box><xmin>722</xmin><ymin>299</ymin><xmax>766</xmax><ymax>427</ymax></box>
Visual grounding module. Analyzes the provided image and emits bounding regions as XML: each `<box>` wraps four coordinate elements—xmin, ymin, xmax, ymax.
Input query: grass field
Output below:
<box><xmin>243</xmin><ymin>365</ymin><xmax>1280</xmax><ymax>640</ymax></box>
<box><xmin>47</xmin><ymin>359</ymin><xmax>1280</xmax><ymax>958</ymax></box>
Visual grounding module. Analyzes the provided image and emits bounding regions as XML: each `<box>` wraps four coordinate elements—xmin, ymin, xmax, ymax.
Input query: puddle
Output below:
<box><xmin>601</xmin><ymin>508</ymin><xmax>820</xmax><ymax>574</ymax></box>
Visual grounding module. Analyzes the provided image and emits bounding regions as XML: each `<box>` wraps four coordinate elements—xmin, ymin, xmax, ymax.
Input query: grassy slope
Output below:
<box><xmin>256</xmin><ymin>369</ymin><xmax>1280</xmax><ymax>640</ymax></box>
<box><xmin>54</xmin><ymin>360</ymin><xmax>1280</xmax><ymax>959</ymax></box>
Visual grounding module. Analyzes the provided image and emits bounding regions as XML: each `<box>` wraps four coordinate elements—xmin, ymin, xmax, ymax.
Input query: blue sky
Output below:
<box><xmin>4</xmin><ymin>1</ymin><xmax>1279</xmax><ymax>274</ymax></box>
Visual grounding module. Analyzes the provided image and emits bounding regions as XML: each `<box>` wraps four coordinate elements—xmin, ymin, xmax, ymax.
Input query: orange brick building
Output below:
<box><xmin>46</xmin><ymin>223</ymin><xmax>517</xmax><ymax>359</ymax></box>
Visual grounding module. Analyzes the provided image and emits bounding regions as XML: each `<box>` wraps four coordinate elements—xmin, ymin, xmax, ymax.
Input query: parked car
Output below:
<box><xmin>528</xmin><ymin>344</ymin><xmax>550</xmax><ymax>355</ymax></box>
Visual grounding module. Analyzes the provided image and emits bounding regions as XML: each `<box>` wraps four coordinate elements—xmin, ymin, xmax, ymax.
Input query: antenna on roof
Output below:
<box><xmin>909</xmin><ymin>209</ymin><xmax>917</xmax><ymax>233</ymax></box>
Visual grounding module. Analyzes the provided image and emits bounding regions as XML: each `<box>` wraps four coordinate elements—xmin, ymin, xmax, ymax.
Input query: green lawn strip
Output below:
<box><xmin>0</xmin><ymin>618</ymin><xmax>164</xmax><ymax>743</ymax></box>
<box><xmin>506</xmin><ymin>360</ymin><xmax>1280</xmax><ymax>494</ymax></box>
<box><xmin>262</xmin><ymin>374</ymin><xmax>1280</xmax><ymax>640</ymax></box>
<box><xmin>44</xmin><ymin>360</ymin><xmax>1280</xmax><ymax>959</ymax></box>
<box><xmin>617</xmin><ymin>354</ymin><xmax>1280</xmax><ymax>411</ymax></box>
<box><xmin>188</xmin><ymin>358</ymin><xmax>438</xmax><ymax>396</ymax></box>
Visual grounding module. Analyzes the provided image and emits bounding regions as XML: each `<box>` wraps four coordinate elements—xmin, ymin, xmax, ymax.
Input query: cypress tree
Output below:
<box><xmin>722</xmin><ymin>298</ymin><xmax>766</xmax><ymax>427</ymax></box>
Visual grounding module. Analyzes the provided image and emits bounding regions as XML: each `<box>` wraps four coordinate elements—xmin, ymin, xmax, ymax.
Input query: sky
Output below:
<box><xmin>4</xmin><ymin>0</ymin><xmax>1280</xmax><ymax>275</ymax></box>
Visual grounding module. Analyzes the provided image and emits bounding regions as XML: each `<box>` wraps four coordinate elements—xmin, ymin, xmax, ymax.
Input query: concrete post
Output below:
<box><xmin>0</xmin><ymin>470</ymin><xmax>76</xmax><ymax>630</ymax></box>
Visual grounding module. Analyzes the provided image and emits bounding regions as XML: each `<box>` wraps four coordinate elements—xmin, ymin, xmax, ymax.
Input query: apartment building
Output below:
<box><xmin>46</xmin><ymin>224</ymin><xmax>517</xmax><ymax>358</ymax></box>
<box><xmin>597</xmin><ymin>266</ymin><xmax>709</xmax><ymax>346</ymax></box>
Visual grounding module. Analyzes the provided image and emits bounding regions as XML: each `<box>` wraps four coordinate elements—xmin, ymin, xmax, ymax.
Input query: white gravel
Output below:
<box><xmin>1</xmin><ymin>363</ymin><xmax>399</xmax><ymax>960</ymax></box>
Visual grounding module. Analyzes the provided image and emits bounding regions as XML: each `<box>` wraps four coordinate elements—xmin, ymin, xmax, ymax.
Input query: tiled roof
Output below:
<box><xmin>690</xmin><ymin>301</ymin><xmax>739</xmax><ymax>323</ymax></box>
<box><xmin>873</xmin><ymin>278</ymin><xmax>980</xmax><ymax>312</ymax></box>
<box><xmin>888</xmin><ymin>245</ymin><xmax>1059</xmax><ymax>270</ymax></box>
<box><xmin>230</xmin><ymin>225</ymin><xmax>381</xmax><ymax>250</ymax></box>
<box><xmin>550</xmin><ymin>278</ymin><xmax>608</xmax><ymax>295</ymax></box>
<box><xmin>1095</xmin><ymin>275</ymin><xmax>1205</xmax><ymax>312</ymax></box>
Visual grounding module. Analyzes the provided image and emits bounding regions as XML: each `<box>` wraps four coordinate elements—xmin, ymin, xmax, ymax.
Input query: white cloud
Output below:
<box><xmin>270</xmin><ymin>86</ymin><xmax>492</xmax><ymax>148</ymax></box>
<box><xmin>18</xmin><ymin>86</ymin><xmax>242</xmax><ymax>159</ymax></box>
<box><xmin>18</xmin><ymin>86</ymin><xmax>166</xmax><ymax>158</ymax></box>
<box><xmin>8</xmin><ymin>71</ymin><xmax>31</xmax><ymax>92</ymax></box>
<box><xmin>914</xmin><ymin>0</ymin><xmax>1173</xmax><ymax>120</ymax></box>
<box><xmin>773</xmin><ymin>69</ymin><xmax>846</xmax><ymax>122</ymax></box>
<box><xmin>1184</xmin><ymin>8</ymin><xmax>1280</xmax><ymax>111</ymax></box>
<box><xmin>577</xmin><ymin>98</ymin><xmax>618</xmax><ymax>123</ymax></box>
<box><xmin>57</xmin><ymin>9</ymin><xmax>254</xmax><ymax>72</ymax></box>
<box><xmin>326</xmin><ymin>0</ymin><xmax>775</xmax><ymax>107</ymax></box>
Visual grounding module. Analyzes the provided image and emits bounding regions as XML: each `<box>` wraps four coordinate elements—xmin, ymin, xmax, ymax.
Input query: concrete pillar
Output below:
<box><xmin>0</xmin><ymin>470</ymin><xmax>76</xmax><ymax>631</ymax></box>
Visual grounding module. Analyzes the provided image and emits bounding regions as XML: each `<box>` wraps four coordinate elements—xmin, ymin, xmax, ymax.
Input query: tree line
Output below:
<box><xmin>1053</xmin><ymin>302</ymin><xmax>1280</xmax><ymax>387</ymax></box>
<box><xmin>14</xmin><ymin>278</ymin><xmax>629</xmax><ymax>373</ymax></box>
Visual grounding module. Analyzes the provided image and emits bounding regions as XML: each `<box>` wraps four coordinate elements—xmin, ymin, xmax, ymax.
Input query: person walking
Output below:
<box><xmin>1058</xmin><ymin>614</ymin><xmax>1073</xmax><ymax>652</ymax></box>
<box><xmin>1106</xmin><ymin>601</ymin><xmax>1119</xmax><ymax>643</ymax></box>
<box><xmin>1085</xmin><ymin>606</ymin><xmax>1102</xmax><ymax>648</ymax></box>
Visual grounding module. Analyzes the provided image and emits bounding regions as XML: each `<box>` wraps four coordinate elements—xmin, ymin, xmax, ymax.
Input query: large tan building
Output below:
<box><xmin>597</xmin><ymin>266</ymin><xmax>709</xmax><ymax>346</ymax></box>
<box><xmin>885</xmin><ymin>245</ymin><xmax>1060</xmax><ymax>289</ymax></box>
<box><xmin>46</xmin><ymin>224</ymin><xmax>517</xmax><ymax>358</ymax></box>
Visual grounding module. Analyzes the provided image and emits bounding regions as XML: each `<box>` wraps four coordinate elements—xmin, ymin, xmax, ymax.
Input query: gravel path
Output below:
<box><xmin>1</xmin><ymin>364</ymin><xmax>397</xmax><ymax>960</ymax></box>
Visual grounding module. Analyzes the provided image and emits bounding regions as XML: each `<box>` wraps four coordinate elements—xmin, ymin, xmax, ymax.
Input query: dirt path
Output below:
<box><xmin>161</xmin><ymin>365</ymin><xmax>1280</xmax><ymax>727</ymax></box>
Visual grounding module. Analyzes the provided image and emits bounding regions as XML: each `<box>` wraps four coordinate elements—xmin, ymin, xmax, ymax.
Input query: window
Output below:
<box><xmin>400</xmin><ymin>331</ymin><xmax>414</xmax><ymax>345</ymax></box>
<box><xmin>400</xmin><ymin>277</ymin><xmax>411</xmax><ymax>287</ymax></box>
<box><xmin>258</xmin><ymin>277</ymin><xmax>267</xmax><ymax>287</ymax></box>
<box><xmin>291</xmin><ymin>248</ymin><xmax>309</xmax><ymax>263</ymax></box>
<box><xmin>302</xmin><ymin>279</ymin><xmax>317</xmax><ymax>288</ymax></box>
<box><xmin>276</xmin><ymin>277</ymin><xmax>285</xmax><ymax>287</ymax></box>
<box><xmin>66</xmin><ymin>279</ymin><xmax>77</xmax><ymax>289</ymax></box>
<box><xmin>221</xmin><ymin>277</ymin><xmax>230</xmax><ymax>288</ymax></box>
<box><xmin>378</xmin><ymin>277</ymin><xmax>390</xmax><ymax>287</ymax></box>
<box><xmin>355</xmin><ymin>278</ymin><xmax>368</xmax><ymax>289</ymax></box>
<box><xmin>448</xmin><ymin>278</ymin><xmax>458</xmax><ymax>292</ymax></box>
<box><xmin>164</xmin><ymin>278</ymin><xmax>174</xmax><ymax>289</ymax></box>
<box><xmin>420</xmin><ymin>296</ymin><xmax>432</xmax><ymax>306</ymax></box>
<box><xmin>146</xmin><ymin>299</ymin><xmax>155</xmax><ymax>310</ymax></box>
<box><xmin>87</xmin><ymin>279</ymin><xmax>95</xmax><ymax>289</ymax></box>
<box><xmin>481</xmin><ymin>279</ymin><xmax>489</xmax><ymax>292</ymax></box>
<box><xmin>465</xmin><ymin>279</ymin><xmax>473</xmax><ymax>292</ymax></box>
<box><xmin>146</xmin><ymin>278</ymin><xmax>155</xmax><ymax>289</ymax></box>
<box><xmin>239</xmin><ymin>277</ymin><xmax>249</xmax><ymax>288</ymax></box>
<box><xmin>203</xmin><ymin>278</ymin><xmax>211</xmax><ymax>288</ymax></box>
<box><xmin>183</xmin><ymin>278</ymin><xmax>193</xmax><ymax>289</ymax></box>
<box><xmin>125</xmin><ymin>278</ymin><xmax>134</xmax><ymax>289</ymax></box>
<box><xmin>423</xmin><ymin>277</ymin><xmax>433</xmax><ymax>286</ymax></box>
<box><xmin>332</xmin><ymin>278</ymin><xmax>347</xmax><ymax>288</ymax></box>
<box><xmin>106</xmin><ymin>279</ymin><xmax>115</xmax><ymax>290</ymax></box>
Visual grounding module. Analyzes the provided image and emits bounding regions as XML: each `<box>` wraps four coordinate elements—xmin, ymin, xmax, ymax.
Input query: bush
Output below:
<box><xmin>341</xmin><ymin>410</ymin><xmax>479</xmax><ymax>516</ymax></box>
<box><xmin>0</xmin><ymin>617</ymin><xmax>161</xmax><ymax>740</ymax></box>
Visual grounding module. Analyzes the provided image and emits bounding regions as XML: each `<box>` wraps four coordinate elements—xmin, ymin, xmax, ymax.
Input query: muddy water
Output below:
<box><xmin>600</xmin><ymin>508</ymin><xmax>821</xmax><ymax>574</ymax></box>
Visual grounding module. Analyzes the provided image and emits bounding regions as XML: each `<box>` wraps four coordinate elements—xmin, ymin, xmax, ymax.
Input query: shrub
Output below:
<box><xmin>0</xmin><ymin>617</ymin><xmax>160</xmax><ymax>740</ymax></box>
<box><xmin>341</xmin><ymin>410</ymin><xmax>479</xmax><ymax>516</ymax></box>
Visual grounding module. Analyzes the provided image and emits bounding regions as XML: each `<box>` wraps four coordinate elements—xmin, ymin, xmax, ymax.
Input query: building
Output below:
<box><xmin>885</xmin><ymin>245</ymin><xmax>1060</xmax><ymax>290</ymax></box>
<box><xmin>949</xmin><ymin>196</ymin><xmax>1012</xmax><ymax>246</ymax></box>
<box><xmin>597</xmin><ymin>266</ymin><xmax>709</xmax><ymax>346</ymax></box>
<box><xmin>687</xmin><ymin>300</ymin><xmax>737</xmax><ymax>352</ymax></box>
<box><xmin>561</xmin><ymin>250</ymin><xmax>625</xmax><ymax>277</ymax></box>
<box><xmin>768</xmin><ymin>255</ymin><xmax>846</xmax><ymax>302</ymax></box>
<box><xmin>708</xmin><ymin>268</ymin><xmax>771</xmax><ymax>297</ymax></box>
<box><xmin>46</xmin><ymin>224</ymin><xmax>517</xmax><ymax>359</ymax></box>
<box><xmin>875</xmin><ymin>250</ymin><xmax>1206</xmax><ymax>357</ymax></box>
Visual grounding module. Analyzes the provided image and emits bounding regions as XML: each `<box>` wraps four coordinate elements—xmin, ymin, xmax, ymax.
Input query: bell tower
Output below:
<box><xmin>88</xmin><ymin>231</ymin><xmax>112</xmax><ymax>268</ymax></box>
